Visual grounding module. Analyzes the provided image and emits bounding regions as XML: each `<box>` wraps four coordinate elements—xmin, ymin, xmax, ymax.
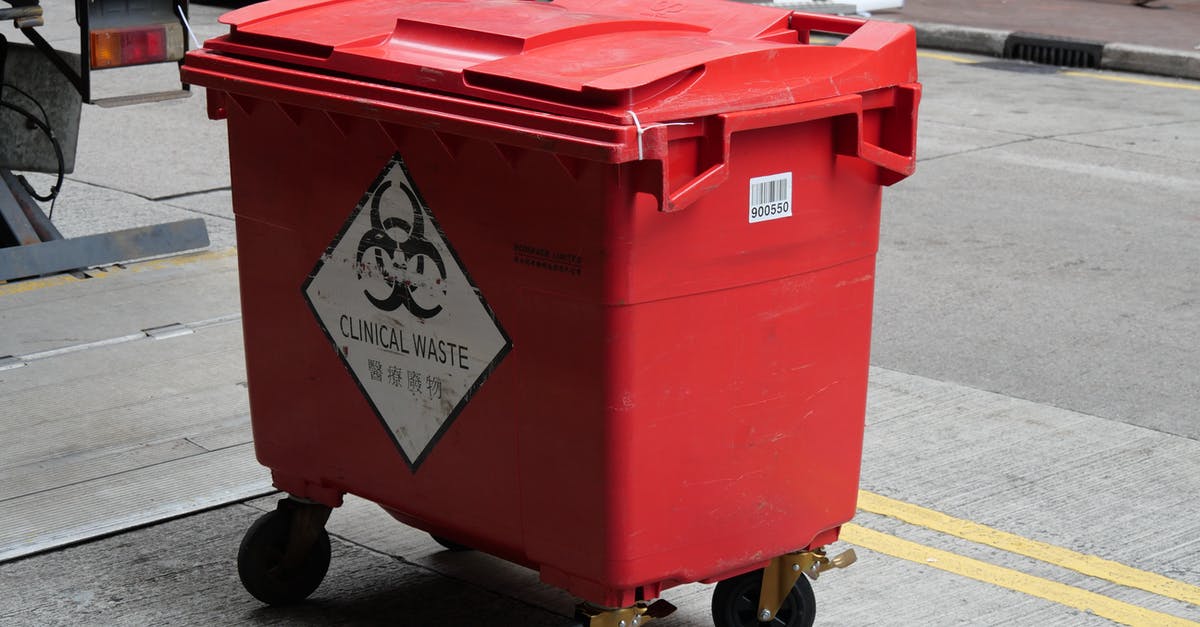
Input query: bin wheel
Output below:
<box><xmin>237</xmin><ymin>508</ymin><xmax>331</xmax><ymax>605</ymax></box>
<box><xmin>711</xmin><ymin>568</ymin><xmax>816</xmax><ymax>627</ymax></box>
<box><xmin>431</xmin><ymin>534</ymin><xmax>472</xmax><ymax>552</ymax></box>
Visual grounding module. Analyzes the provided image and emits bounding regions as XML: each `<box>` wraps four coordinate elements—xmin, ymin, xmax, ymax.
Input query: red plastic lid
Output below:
<box><xmin>205</xmin><ymin>0</ymin><xmax>916</xmax><ymax>123</ymax></box>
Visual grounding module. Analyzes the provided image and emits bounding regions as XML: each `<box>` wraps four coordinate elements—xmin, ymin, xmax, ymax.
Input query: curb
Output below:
<box><xmin>901</xmin><ymin>20</ymin><xmax>1200</xmax><ymax>81</ymax></box>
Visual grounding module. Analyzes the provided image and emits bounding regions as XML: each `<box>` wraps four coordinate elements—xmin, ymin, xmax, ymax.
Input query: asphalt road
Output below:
<box><xmin>2</xmin><ymin>2</ymin><xmax>1198</xmax><ymax>625</ymax></box>
<box><xmin>873</xmin><ymin>54</ymin><xmax>1200</xmax><ymax>440</ymax></box>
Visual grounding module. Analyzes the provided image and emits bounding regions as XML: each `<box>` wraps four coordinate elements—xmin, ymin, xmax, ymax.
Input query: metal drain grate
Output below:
<box><xmin>1003</xmin><ymin>33</ymin><xmax>1105</xmax><ymax>69</ymax></box>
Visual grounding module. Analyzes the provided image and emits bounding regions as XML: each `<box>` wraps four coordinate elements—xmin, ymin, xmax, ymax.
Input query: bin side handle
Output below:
<box><xmin>660</xmin><ymin>97</ymin><xmax>854</xmax><ymax>213</ymax></box>
<box><xmin>661</xmin><ymin>96</ymin><xmax>858</xmax><ymax>213</ymax></box>
<box><xmin>660</xmin><ymin>85</ymin><xmax>919</xmax><ymax>212</ymax></box>
<box><xmin>665</xmin><ymin>162</ymin><xmax>730</xmax><ymax>213</ymax></box>
<box><xmin>834</xmin><ymin>84</ymin><xmax>921</xmax><ymax>186</ymax></box>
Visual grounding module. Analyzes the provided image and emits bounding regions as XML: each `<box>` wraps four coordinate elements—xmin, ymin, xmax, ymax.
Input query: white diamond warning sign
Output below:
<box><xmin>303</xmin><ymin>155</ymin><xmax>511</xmax><ymax>469</ymax></box>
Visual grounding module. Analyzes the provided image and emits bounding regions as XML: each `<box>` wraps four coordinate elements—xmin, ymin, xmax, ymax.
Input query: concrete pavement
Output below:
<box><xmin>2</xmin><ymin>0</ymin><xmax>1199</xmax><ymax>625</ymax></box>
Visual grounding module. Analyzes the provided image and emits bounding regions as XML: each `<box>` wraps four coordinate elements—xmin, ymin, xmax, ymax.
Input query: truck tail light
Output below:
<box><xmin>89</xmin><ymin>23</ymin><xmax>185</xmax><ymax>70</ymax></box>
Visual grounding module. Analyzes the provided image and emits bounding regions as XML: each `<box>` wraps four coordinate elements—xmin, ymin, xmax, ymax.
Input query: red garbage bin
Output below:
<box><xmin>182</xmin><ymin>0</ymin><xmax>919</xmax><ymax>623</ymax></box>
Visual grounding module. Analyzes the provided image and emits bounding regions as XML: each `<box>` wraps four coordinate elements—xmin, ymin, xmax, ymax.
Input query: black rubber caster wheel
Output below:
<box><xmin>431</xmin><ymin>534</ymin><xmax>472</xmax><ymax>552</ymax></box>
<box><xmin>237</xmin><ymin>507</ymin><xmax>332</xmax><ymax>605</ymax></box>
<box><xmin>711</xmin><ymin>568</ymin><xmax>816</xmax><ymax>627</ymax></box>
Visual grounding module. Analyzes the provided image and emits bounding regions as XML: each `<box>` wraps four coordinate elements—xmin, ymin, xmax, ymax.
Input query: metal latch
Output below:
<box><xmin>575</xmin><ymin>599</ymin><xmax>677</xmax><ymax>627</ymax></box>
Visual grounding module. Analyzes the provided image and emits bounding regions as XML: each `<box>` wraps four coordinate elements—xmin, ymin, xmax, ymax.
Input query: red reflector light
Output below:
<box><xmin>124</xmin><ymin>28</ymin><xmax>165</xmax><ymax>65</ymax></box>
<box><xmin>90</xmin><ymin>23</ymin><xmax>185</xmax><ymax>70</ymax></box>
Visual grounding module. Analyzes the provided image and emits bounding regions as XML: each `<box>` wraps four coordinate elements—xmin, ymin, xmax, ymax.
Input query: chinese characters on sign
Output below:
<box><xmin>367</xmin><ymin>358</ymin><xmax>444</xmax><ymax>401</ymax></box>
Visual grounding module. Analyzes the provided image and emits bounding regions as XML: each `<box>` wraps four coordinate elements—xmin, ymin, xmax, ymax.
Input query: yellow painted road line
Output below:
<box><xmin>0</xmin><ymin>272</ymin><xmax>80</xmax><ymax>295</ymax></box>
<box><xmin>841</xmin><ymin>524</ymin><xmax>1200</xmax><ymax>627</ymax></box>
<box><xmin>0</xmin><ymin>248</ymin><xmax>236</xmax><ymax>297</ymax></box>
<box><xmin>858</xmin><ymin>490</ymin><xmax>1200</xmax><ymax>606</ymax></box>
<box><xmin>1061</xmin><ymin>71</ymin><xmax>1200</xmax><ymax>92</ymax></box>
<box><xmin>117</xmin><ymin>246</ymin><xmax>237</xmax><ymax>273</ymax></box>
<box><xmin>917</xmin><ymin>50</ymin><xmax>980</xmax><ymax>64</ymax></box>
<box><xmin>916</xmin><ymin>50</ymin><xmax>1200</xmax><ymax>91</ymax></box>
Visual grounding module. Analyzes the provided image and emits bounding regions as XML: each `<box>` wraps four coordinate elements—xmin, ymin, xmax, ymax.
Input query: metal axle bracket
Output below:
<box><xmin>757</xmin><ymin>548</ymin><xmax>857</xmax><ymax>622</ymax></box>
<box><xmin>277</xmin><ymin>498</ymin><xmax>333</xmax><ymax>573</ymax></box>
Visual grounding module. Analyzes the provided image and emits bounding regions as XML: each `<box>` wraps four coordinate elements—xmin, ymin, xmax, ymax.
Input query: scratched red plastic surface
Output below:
<box><xmin>182</xmin><ymin>0</ymin><xmax>919</xmax><ymax>607</ymax></box>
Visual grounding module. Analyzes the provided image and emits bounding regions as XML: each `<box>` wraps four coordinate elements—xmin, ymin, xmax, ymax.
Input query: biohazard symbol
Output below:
<box><xmin>355</xmin><ymin>178</ymin><xmax>447</xmax><ymax>319</ymax></box>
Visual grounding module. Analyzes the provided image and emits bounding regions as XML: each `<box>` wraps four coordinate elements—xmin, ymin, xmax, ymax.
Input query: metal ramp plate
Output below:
<box><xmin>0</xmin><ymin>250</ymin><xmax>271</xmax><ymax>563</ymax></box>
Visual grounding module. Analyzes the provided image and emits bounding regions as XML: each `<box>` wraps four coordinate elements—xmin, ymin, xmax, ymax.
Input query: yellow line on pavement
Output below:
<box><xmin>841</xmin><ymin>524</ymin><xmax>1199</xmax><ymax>627</ymax></box>
<box><xmin>1061</xmin><ymin>71</ymin><xmax>1200</xmax><ymax>91</ymax></box>
<box><xmin>119</xmin><ymin>247</ymin><xmax>237</xmax><ymax>273</ymax></box>
<box><xmin>917</xmin><ymin>50</ymin><xmax>981</xmax><ymax>64</ymax></box>
<box><xmin>858</xmin><ymin>490</ymin><xmax>1200</xmax><ymax>606</ymax></box>
<box><xmin>916</xmin><ymin>50</ymin><xmax>1200</xmax><ymax>91</ymax></box>
<box><xmin>0</xmin><ymin>272</ymin><xmax>80</xmax><ymax>295</ymax></box>
<box><xmin>0</xmin><ymin>248</ymin><xmax>236</xmax><ymax>297</ymax></box>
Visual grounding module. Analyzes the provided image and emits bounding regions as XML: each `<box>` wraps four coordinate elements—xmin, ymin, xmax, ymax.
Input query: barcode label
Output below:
<box><xmin>748</xmin><ymin>172</ymin><xmax>792</xmax><ymax>223</ymax></box>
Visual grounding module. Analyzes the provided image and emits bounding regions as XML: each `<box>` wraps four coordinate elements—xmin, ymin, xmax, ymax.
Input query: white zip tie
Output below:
<box><xmin>629</xmin><ymin>110</ymin><xmax>647</xmax><ymax>160</ymax></box>
<box><xmin>177</xmin><ymin>5</ymin><xmax>202</xmax><ymax>50</ymax></box>
<box><xmin>628</xmin><ymin>110</ymin><xmax>694</xmax><ymax>161</ymax></box>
